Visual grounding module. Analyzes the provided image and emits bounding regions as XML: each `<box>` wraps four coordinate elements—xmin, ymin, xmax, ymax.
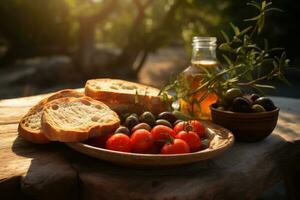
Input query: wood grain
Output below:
<box><xmin>0</xmin><ymin>93</ymin><xmax>299</xmax><ymax>200</ymax></box>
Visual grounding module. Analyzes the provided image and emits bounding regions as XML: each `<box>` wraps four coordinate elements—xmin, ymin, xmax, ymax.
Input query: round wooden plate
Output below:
<box><xmin>66</xmin><ymin>121</ymin><xmax>234</xmax><ymax>168</ymax></box>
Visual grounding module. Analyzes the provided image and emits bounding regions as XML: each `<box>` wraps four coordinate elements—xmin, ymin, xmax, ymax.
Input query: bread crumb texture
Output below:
<box><xmin>47</xmin><ymin>100</ymin><xmax>116</xmax><ymax>130</ymax></box>
<box><xmin>87</xmin><ymin>79</ymin><xmax>160</xmax><ymax>96</ymax></box>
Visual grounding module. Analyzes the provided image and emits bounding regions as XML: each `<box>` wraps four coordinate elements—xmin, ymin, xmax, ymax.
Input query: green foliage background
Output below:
<box><xmin>0</xmin><ymin>0</ymin><xmax>298</xmax><ymax>65</ymax></box>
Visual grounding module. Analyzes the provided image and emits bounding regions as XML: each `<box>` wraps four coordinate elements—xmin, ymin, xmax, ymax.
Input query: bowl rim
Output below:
<box><xmin>210</xmin><ymin>103</ymin><xmax>279</xmax><ymax>118</ymax></box>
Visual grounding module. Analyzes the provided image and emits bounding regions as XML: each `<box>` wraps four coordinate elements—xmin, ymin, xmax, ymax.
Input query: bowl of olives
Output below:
<box><xmin>210</xmin><ymin>88</ymin><xmax>279</xmax><ymax>142</ymax></box>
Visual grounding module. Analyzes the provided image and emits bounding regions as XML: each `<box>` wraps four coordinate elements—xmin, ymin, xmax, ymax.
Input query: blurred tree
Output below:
<box><xmin>0</xmin><ymin>0</ymin><xmax>74</xmax><ymax>64</ymax></box>
<box><xmin>74</xmin><ymin>0</ymin><xmax>228</xmax><ymax>79</ymax></box>
<box><xmin>0</xmin><ymin>0</ymin><xmax>298</xmax><ymax>81</ymax></box>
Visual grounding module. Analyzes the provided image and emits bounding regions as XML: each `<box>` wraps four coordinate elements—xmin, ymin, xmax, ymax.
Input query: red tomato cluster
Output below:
<box><xmin>86</xmin><ymin>120</ymin><xmax>206</xmax><ymax>154</ymax></box>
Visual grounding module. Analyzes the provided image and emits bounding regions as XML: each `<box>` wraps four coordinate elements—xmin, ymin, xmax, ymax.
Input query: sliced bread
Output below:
<box><xmin>84</xmin><ymin>78</ymin><xmax>171</xmax><ymax>114</ymax></box>
<box><xmin>41</xmin><ymin>96</ymin><xmax>120</xmax><ymax>142</ymax></box>
<box><xmin>18</xmin><ymin>89</ymin><xmax>84</xmax><ymax>143</ymax></box>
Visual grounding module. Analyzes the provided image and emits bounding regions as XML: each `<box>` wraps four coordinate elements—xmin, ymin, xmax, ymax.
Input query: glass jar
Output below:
<box><xmin>180</xmin><ymin>36</ymin><xmax>219</xmax><ymax>120</ymax></box>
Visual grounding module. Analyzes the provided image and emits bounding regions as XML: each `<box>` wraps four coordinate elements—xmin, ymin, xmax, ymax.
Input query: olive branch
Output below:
<box><xmin>160</xmin><ymin>0</ymin><xmax>292</xmax><ymax>113</ymax></box>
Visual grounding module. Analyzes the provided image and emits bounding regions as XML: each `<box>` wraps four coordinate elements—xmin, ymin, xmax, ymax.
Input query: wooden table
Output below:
<box><xmin>0</xmin><ymin>93</ymin><xmax>299</xmax><ymax>200</ymax></box>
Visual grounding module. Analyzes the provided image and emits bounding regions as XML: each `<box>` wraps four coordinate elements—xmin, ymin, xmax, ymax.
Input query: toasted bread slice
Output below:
<box><xmin>41</xmin><ymin>96</ymin><xmax>120</xmax><ymax>142</ymax></box>
<box><xmin>18</xmin><ymin>89</ymin><xmax>84</xmax><ymax>143</ymax></box>
<box><xmin>85</xmin><ymin>79</ymin><xmax>170</xmax><ymax>114</ymax></box>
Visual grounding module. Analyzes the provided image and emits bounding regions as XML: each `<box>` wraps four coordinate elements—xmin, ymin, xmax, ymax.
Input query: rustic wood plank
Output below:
<box><xmin>0</xmin><ymin>134</ymin><xmax>79</xmax><ymax>200</ymax></box>
<box><xmin>0</xmin><ymin>94</ymin><xmax>299</xmax><ymax>200</ymax></box>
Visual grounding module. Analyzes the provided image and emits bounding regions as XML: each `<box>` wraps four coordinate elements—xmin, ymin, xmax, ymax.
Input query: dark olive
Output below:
<box><xmin>225</xmin><ymin>88</ymin><xmax>243</xmax><ymax>102</ymax></box>
<box><xmin>251</xmin><ymin>104</ymin><xmax>266</xmax><ymax>113</ymax></box>
<box><xmin>250</xmin><ymin>93</ymin><xmax>260</xmax><ymax>102</ymax></box>
<box><xmin>139</xmin><ymin>111</ymin><xmax>156</xmax><ymax>126</ymax></box>
<box><xmin>157</xmin><ymin>111</ymin><xmax>177</xmax><ymax>124</ymax></box>
<box><xmin>120</xmin><ymin>113</ymin><xmax>131</xmax><ymax>123</ymax></box>
<box><xmin>156</xmin><ymin>119</ymin><xmax>172</xmax><ymax>128</ymax></box>
<box><xmin>115</xmin><ymin>126</ymin><xmax>130</xmax><ymax>135</ymax></box>
<box><xmin>172</xmin><ymin>110</ymin><xmax>192</xmax><ymax>121</ymax></box>
<box><xmin>254</xmin><ymin>97</ymin><xmax>276</xmax><ymax>111</ymax></box>
<box><xmin>232</xmin><ymin>97</ymin><xmax>252</xmax><ymax>113</ymax></box>
<box><xmin>129</xmin><ymin>113</ymin><xmax>138</xmax><ymax>119</ymax></box>
<box><xmin>125</xmin><ymin>115</ymin><xmax>139</xmax><ymax>129</ymax></box>
<box><xmin>173</xmin><ymin>119</ymin><xmax>184</xmax><ymax>126</ymax></box>
<box><xmin>131</xmin><ymin>123</ymin><xmax>152</xmax><ymax>132</ymax></box>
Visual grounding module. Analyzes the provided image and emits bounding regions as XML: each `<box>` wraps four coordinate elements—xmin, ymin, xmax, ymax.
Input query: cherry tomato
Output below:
<box><xmin>173</xmin><ymin>121</ymin><xmax>189</xmax><ymax>134</ymax></box>
<box><xmin>160</xmin><ymin>139</ymin><xmax>190</xmax><ymax>154</ymax></box>
<box><xmin>173</xmin><ymin>120</ymin><xmax>205</xmax><ymax>138</ymax></box>
<box><xmin>130</xmin><ymin>129</ymin><xmax>154</xmax><ymax>153</ymax></box>
<box><xmin>105</xmin><ymin>133</ymin><xmax>131</xmax><ymax>152</ymax></box>
<box><xmin>189</xmin><ymin>120</ymin><xmax>205</xmax><ymax>138</ymax></box>
<box><xmin>176</xmin><ymin>131</ymin><xmax>201</xmax><ymax>152</ymax></box>
<box><xmin>151</xmin><ymin>125</ymin><xmax>176</xmax><ymax>145</ymax></box>
<box><xmin>86</xmin><ymin>133</ymin><xmax>113</xmax><ymax>148</ymax></box>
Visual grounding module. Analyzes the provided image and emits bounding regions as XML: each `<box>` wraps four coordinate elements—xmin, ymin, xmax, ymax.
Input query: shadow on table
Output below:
<box><xmin>11</xmin><ymin>134</ymin><xmax>222</xmax><ymax>200</ymax></box>
<box><xmin>11</xmin><ymin>136</ymin><xmax>79</xmax><ymax>200</ymax></box>
<box><xmin>11</xmin><ymin>132</ymin><xmax>295</xmax><ymax>200</ymax></box>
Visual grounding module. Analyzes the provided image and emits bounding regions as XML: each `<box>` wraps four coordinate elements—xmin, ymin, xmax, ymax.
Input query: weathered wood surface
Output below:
<box><xmin>0</xmin><ymin>93</ymin><xmax>299</xmax><ymax>200</ymax></box>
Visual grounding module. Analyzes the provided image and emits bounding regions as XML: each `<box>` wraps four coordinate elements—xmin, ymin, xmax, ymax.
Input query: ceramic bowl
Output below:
<box><xmin>210</xmin><ymin>103</ymin><xmax>279</xmax><ymax>142</ymax></box>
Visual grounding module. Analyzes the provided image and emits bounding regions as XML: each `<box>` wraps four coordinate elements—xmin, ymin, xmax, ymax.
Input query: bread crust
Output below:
<box><xmin>18</xmin><ymin>89</ymin><xmax>84</xmax><ymax>144</ymax></box>
<box><xmin>41</xmin><ymin>96</ymin><xmax>120</xmax><ymax>142</ymax></box>
<box><xmin>85</xmin><ymin>79</ymin><xmax>171</xmax><ymax>114</ymax></box>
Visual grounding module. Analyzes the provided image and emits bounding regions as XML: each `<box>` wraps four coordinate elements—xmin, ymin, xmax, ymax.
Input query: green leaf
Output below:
<box><xmin>227</xmin><ymin>77</ymin><xmax>239</xmax><ymax>83</ymax></box>
<box><xmin>230</xmin><ymin>23</ymin><xmax>240</xmax><ymax>36</ymax></box>
<box><xmin>222</xmin><ymin>54</ymin><xmax>233</xmax><ymax>66</ymax></box>
<box><xmin>253</xmin><ymin>84</ymin><xmax>276</xmax><ymax>89</ymax></box>
<box><xmin>240</xmin><ymin>26</ymin><xmax>253</xmax><ymax>35</ymax></box>
<box><xmin>219</xmin><ymin>43</ymin><xmax>233</xmax><ymax>52</ymax></box>
<box><xmin>221</xmin><ymin>30</ymin><xmax>230</xmax><ymax>43</ymax></box>
<box><xmin>277</xmin><ymin>74</ymin><xmax>292</xmax><ymax>86</ymax></box>
<box><xmin>244</xmin><ymin>14</ymin><xmax>261</xmax><ymax>22</ymax></box>
<box><xmin>265</xmin><ymin>8</ymin><xmax>283</xmax><ymax>13</ymax></box>
<box><xmin>268</xmin><ymin>47</ymin><xmax>284</xmax><ymax>52</ymax></box>
<box><xmin>246</xmin><ymin>1</ymin><xmax>261</xmax><ymax>10</ymax></box>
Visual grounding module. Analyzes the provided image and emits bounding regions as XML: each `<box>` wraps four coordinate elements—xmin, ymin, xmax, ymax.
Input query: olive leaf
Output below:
<box><xmin>159</xmin><ymin>0</ymin><xmax>291</xmax><ymax>117</ymax></box>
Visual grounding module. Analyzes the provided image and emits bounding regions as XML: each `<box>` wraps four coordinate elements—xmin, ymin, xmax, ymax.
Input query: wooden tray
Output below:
<box><xmin>66</xmin><ymin>121</ymin><xmax>234</xmax><ymax>168</ymax></box>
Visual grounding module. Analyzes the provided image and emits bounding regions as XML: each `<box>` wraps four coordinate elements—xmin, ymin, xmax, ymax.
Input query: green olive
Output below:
<box><xmin>156</xmin><ymin>119</ymin><xmax>172</xmax><ymax>128</ymax></box>
<box><xmin>172</xmin><ymin>110</ymin><xmax>192</xmax><ymax>121</ymax></box>
<box><xmin>251</xmin><ymin>104</ymin><xmax>266</xmax><ymax>113</ymax></box>
<box><xmin>157</xmin><ymin>112</ymin><xmax>176</xmax><ymax>124</ymax></box>
<box><xmin>139</xmin><ymin>111</ymin><xmax>156</xmax><ymax>126</ymax></box>
<box><xmin>225</xmin><ymin>88</ymin><xmax>243</xmax><ymax>102</ymax></box>
<box><xmin>114</xmin><ymin>126</ymin><xmax>130</xmax><ymax>135</ymax></box>
<box><xmin>131</xmin><ymin>123</ymin><xmax>152</xmax><ymax>132</ymax></box>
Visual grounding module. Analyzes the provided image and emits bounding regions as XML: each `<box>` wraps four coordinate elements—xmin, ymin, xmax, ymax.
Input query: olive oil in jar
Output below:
<box><xmin>180</xmin><ymin>37</ymin><xmax>219</xmax><ymax>120</ymax></box>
